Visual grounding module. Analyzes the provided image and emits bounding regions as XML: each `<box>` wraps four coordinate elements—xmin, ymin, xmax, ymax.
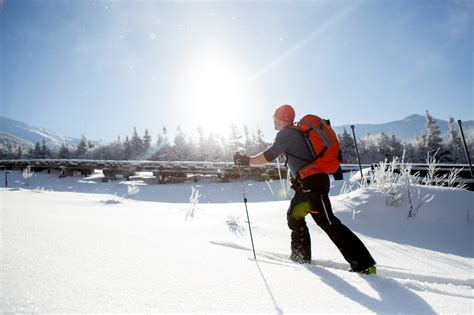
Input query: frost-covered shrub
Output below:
<box><xmin>226</xmin><ymin>212</ymin><xmax>246</xmax><ymax>237</ymax></box>
<box><xmin>126</xmin><ymin>183</ymin><xmax>140</xmax><ymax>199</ymax></box>
<box><xmin>369</xmin><ymin>158</ymin><xmax>404</xmax><ymax>206</ymax></box>
<box><xmin>423</xmin><ymin>152</ymin><xmax>467</xmax><ymax>189</ymax></box>
<box><xmin>406</xmin><ymin>187</ymin><xmax>434</xmax><ymax>218</ymax></box>
<box><xmin>22</xmin><ymin>165</ymin><xmax>34</xmax><ymax>185</ymax></box>
<box><xmin>339</xmin><ymin>172</ymin><xmax>367</xmax><ymax>195</ymax></box>
<box><xmin>368</xmin><ymin>155</ymin><xmax>430</xmax><ymax>217</ymax></box>
<box><xmin>366</xmin><ymin>151</ymin><xmax>466</xmax><ymax>218</ymax></box>
<box><xmin>186</xmin><ymin>186</ymin><xmax>201</xmax><ymax>220</ymax></box>
<box><xmin>445</xmin><ymin>168</ymin><xmax>467</xmax><ymax>190</ymax></box>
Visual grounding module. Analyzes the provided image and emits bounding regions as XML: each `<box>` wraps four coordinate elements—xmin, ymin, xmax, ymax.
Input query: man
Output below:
<box><xmin>233</xmin><ymin>104</ymin><xmax>376</xmax><ymax>274</ymax></box>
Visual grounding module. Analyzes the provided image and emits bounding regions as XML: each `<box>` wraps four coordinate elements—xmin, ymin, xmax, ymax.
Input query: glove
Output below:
<box><xmin>233</xmin><ymin>152</ymin><xmax>250</xmax><ymax>166</ymax></box>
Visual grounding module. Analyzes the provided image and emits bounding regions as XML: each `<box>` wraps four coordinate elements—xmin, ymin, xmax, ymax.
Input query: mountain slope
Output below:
<box><xmin>1</xmin><ymin>114</ymin><xmax>473</xmax><ymax>148</ymax></box>
<box><xmin>334</xmin><ymin>114</ymin><xmax>474</xmax><ymax>141</ymax></box>
<box><xmin>0</xmin><ymin>116</ymin><xmax>81</xmax><ymax>148</ymax></box>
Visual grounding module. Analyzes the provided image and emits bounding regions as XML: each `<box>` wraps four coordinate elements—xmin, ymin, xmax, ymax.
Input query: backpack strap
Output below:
<box><xmin>284</xmin><ymin>126</ymin><xmax>324</xmax><ymax>164</ymax></box>
<box><xmin>299</xmin><ymin>118</ymin><xmax>333</xmax><ymax>148</ymax></box>
<box><xmin>286</xmin><ymin>151</ymin><xmax>312</xmax><ymax>163</ymax></box>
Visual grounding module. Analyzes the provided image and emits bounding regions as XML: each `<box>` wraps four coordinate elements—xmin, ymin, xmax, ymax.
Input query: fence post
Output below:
<box><xmin>5</xmin><ymin>170</ymin><xmax>11</xmax><ymax>187</ymax></box>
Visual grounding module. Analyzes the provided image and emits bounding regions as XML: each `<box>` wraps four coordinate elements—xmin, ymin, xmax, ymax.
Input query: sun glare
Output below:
<box><xmin>181</xmin><ymin>52</ymin><xmax>248</xmax><ymax>133</ymax></box>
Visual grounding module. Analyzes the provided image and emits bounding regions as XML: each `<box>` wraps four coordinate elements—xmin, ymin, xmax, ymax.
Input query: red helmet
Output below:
<box><xmin>273</xmin><ymin>104</ymin><xmax>295</xmax><ymax>123</ymax></box>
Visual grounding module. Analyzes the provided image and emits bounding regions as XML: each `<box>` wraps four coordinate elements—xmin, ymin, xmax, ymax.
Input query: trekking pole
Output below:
<box><xmin>457</xmin><ymin>120</ymin><xmax>473</xmax><ymax>178</ymax></box>
<box><xmin>237</xmin><ymin>164</ymin><xmax>257</xmax><ymax>260</ymax></box>
<box><xmin>351</xmin><ymin>125</ymin><xmax>364</xmax><ymax>180</ymax></box>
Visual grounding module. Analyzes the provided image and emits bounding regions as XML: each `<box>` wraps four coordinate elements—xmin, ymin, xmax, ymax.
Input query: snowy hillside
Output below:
<box><xmin>1</xmin><ymin>170</ymin><xmax>473</xmax><ymax>313</ymax></box>
<box><xmin>0</xmin><ymin>116</ymin><xmax>81</xmax><ymax>148</ymax></box>
<box><xmin>2</xmin><ymin>115</ymin><xmax>473</xmax><ymax>149</ymax></box>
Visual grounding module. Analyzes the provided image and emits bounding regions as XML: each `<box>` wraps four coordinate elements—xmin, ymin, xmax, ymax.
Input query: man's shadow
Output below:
<box><xmin>305</xmin><ymin>265</ymin><xmax>436</xmax><ymax>314</ymax></box>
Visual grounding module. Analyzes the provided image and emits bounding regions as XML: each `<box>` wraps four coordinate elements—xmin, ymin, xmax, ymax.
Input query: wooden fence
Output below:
<box><xmin>0</xmin><ymin>159</ymin><xmax>472</xmax><ymax>189</ymax></box>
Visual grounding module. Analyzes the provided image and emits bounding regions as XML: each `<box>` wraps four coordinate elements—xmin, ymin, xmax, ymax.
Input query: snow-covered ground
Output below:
<box><xmin>1</xmin><ymin>170</ymin><xmax>473</xmax><ymax>313</ymax></box>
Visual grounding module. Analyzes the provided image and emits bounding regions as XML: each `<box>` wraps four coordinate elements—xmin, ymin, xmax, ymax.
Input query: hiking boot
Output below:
<box><xmin>349</xmin><ymin>265</ymin><xmax>377</xmax><ymax>275</ymax></box>
<box><xmin>289</xmin><ymin>252</ymin><xmax>311</xmax><ymax>264</ymax></box>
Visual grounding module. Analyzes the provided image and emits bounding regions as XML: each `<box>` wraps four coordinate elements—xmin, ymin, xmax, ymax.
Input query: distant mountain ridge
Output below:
<box><xmin>334</xmin><ymin>114</ymin><xmax>474</xmax><ymax>141</ymax></box>
<box><xmin>0</xmin><ymin>116</ymin><xmax>82</xmax><ymax>149</ymax></box>
<box><xmin>0</xmin><ymin>114</ymin><xmax>473</xmax><ymax>151</ymax></box>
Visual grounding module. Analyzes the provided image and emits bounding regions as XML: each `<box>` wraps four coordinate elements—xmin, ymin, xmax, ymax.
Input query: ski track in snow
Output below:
<box><xmin>211</xmin><ymin>241</ymin><xmax>474</xmax><ymax>288</ymax></box>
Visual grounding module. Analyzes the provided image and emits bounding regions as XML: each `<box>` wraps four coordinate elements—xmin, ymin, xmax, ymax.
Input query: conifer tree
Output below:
<box><xmin>254</xmin><ymin>128</ymin><xmax>269</xmax><ymax>154</ymax></box>
<box><xmin>40</xmin><ymin>139</ymin><xmax>52</xmax><ymax>158</ymax></box>
<box><xmin>196</xmin><ymin>126</ymin><xmax>206</xmax><ymax>161</ymax></box>
<box><xmin>33</xmin><ymin>142</ymin><xmax>42</xmax><ymax>158</ymax></box>
<box><xmin>389</xmin><ymin>134</ymin><xmax>404</xmax><ymax>159</ymax></box>
<box><xmin>206</xmin><ymin>132</ymin><xmax>224</xmax><ymax>161</ymax></box>
<box><xmin>58</xmin><ymin>143</ymin><xmax>72</xmax><ymax>159</ymax></box>
<box><xmin>339</xmin><ymin>128</ymin><xmax>356</xmax><ymax>163</ymax></box>
<box><xmin>378</xmin><ymin>132</ymin><xmax>392</xmax><ymax>160</ymax></box>
<box><xmin>143</xmin><ymin>129</ymin><xmax>152</xmax><ymax>155</ymax></box>
<box><xmin>123</xmin><ymin>136</ymin><xmax>132</xmax><ymax>160</ymax></box>
<box><xmin>424</xmin><ymin>110</ymin><xmax>445</xmax><ymax>160</ymax></box>
<box><xmin>169</xmin><ymin>125</ymin><xmax>188</xmax><ymax>161</ymax></box>
<box><xmin>76</xmin><ymin>135</ymin><xmax>92</xmax><ymax>158</ymax></box>
<box><xmin>228</xmin><ymin>124</ymin><xmax>243</xmax><ymax>155</ymax></box>
<box><xmin>243</xmin><ymin>125</ymin><xmax>253</xmax><ymax>152</ymax></box>
<box><xmin>131</xmin><ymin>127</ymin><xmax>144</xmax><ymax>159</ymax></box>
<box><xmin>15</xmin><ymin>146</ymin><xmax>23</xmax><ymax>159</ymax></box>
<box><xmin>447</xmin><ymin>116</ymin><xmax>464</xmax><ymax>163</ymax></box>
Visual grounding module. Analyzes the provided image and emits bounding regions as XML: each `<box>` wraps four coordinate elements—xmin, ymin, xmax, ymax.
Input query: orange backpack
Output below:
<box><xmin>289</xmin><ymin>114</ymin><xmax>342</xmax><ymax>179</ymax></box>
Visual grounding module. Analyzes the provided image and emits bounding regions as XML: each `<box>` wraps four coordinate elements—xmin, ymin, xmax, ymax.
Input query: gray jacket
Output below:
<box><xmin>263</xmin><ymin>127</ymin><xmax>313</xmax><ymax>177</ymax></box>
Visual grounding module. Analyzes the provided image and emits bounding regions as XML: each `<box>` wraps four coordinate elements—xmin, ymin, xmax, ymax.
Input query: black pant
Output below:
<box><xmin>287</xmin><ymin>174</ymin><xmax>376</xmax><ymax>271</ymax></box>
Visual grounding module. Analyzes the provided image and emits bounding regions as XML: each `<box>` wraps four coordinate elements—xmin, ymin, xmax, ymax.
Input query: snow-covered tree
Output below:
<box><xmin>424</xmin><ymin>110</ymin><xmax>446</xmax><ymax>161</ymax></box>
<box><xmin>446</xmin><ymin>116</ymin><xmax>464</xmax><ymax>163</ymax></box>
<box><xmin>76</xmin><ymin>135</ymin><xmax>92</xmax><ymax>158</ymax></box>
<box><xmin>228</xmin><ymin>124</ymin><xmax>243</xmax><ymax>156</ymax></box>
<box><xmin>196</xmin><ymin>126</ymin><xmax>206</xmax><ymax>161</ymax></box>
<box><xmin>360</xmin><ymin>134</ymin><xmax>383</xmax><ymax>163</ymax></box>
<box><xmin>15</xmin><ymin>146</ymin><xmax>23</xmax><ymax>159</ymax></box>
<box><xmin>243</xmin><ymin>125</ymin><xmax>253</xmax><ymax>153</ymax></box>
<box><xmin>58</xmin><ymin>143</ymin><xmax>72</xmax><ymax>159</ymax></box>
<box><xmin>150</xmin><ymin>127</ymin><xmax>171</xmax><ymax>161</ymax></box>
<box><xmin>33</xmin><ymin>142</ymin><xmax>42</xmax><ymax>159</ymax></box>
<box><xmin>90</xmin><ymin>140</ymin><xmax>125</xmax><ymax>160</ymax></box>
<box><xmin>168</xmin><ymin>125</ymin><xmax>190</xmax><ymax>161</ymax></box>
<box><xmin>130</xmin><ymin>127</ymin><xmax>144</xmax><ymax>159</ymax></box>
<box><xmin>40</xmin><ymin>139</ymin><xmax>52</xmax><ymax>159</ymax></box>
<box><xmin>388</xmin><ymin>134</ymin><xmax>404</xmax><ymax>159</ymax></box>
<box><xmin>123</xmin><ymin>136</ymin><xmax>132</xmax><ymax>160</ymax></box>
<box><xmin>253</xmin><ymin>128</ymin><xmax>270</xmax><ymax>154</ymax></box>
<box><xmin>143</xmin><ymin>129</ymin><xmax>152</xmax><ymax>155</ymax></box>
<box><xmin>339</xmin><ymin>128</ymin><xmax>357</xmax><ymax>164</ymax></box>
<box><xmin>204</xmin><ymin>132</ymin><xmax>224</xmax><ymax>161</ymax></box>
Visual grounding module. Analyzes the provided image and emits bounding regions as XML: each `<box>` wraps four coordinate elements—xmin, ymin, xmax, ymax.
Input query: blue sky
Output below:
<box><xmin>1</xmin><ymin>0</ymin><xmax>472</xmax><ymax>143</ymax></box>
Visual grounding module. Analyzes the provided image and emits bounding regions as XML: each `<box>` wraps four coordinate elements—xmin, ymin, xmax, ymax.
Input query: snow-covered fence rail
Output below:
<box><xmin>0</xmin><ymin>159</ymin><xmax>298</xmax><ymax>183</ymax></box>
<box><xmin>3</xmin><ymin>159</ymin><xmax>470</xmax><ymax>189</ymax></box>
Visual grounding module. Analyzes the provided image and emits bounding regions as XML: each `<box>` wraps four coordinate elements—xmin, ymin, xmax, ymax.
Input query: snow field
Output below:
<box><xmin>1</xmin><ymin>170</ymin><xmax>473</xmax><ymax>313</ymax></box>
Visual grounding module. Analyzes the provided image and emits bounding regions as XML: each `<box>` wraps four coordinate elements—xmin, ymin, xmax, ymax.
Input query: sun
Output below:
<box><xmin>181</xmin><ymin>52</ymin><xmax>248</xmax><ymax>133</ymax></box>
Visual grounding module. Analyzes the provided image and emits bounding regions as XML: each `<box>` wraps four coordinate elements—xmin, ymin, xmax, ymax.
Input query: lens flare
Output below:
<box><xmin>292</xmin><ymin>201</ymin><xmax>311</xmax><ymax>220</ymax></box>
